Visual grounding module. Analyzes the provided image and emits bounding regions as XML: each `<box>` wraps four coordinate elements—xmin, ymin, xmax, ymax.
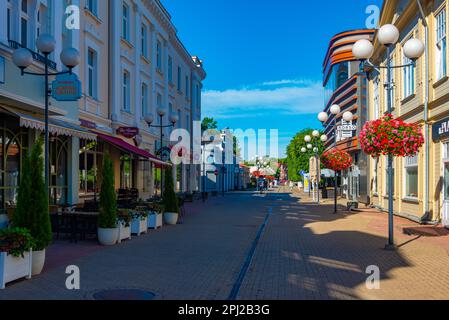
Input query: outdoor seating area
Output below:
<box><xmin>41</xmin><ymin>190</ymin><xmax>192</xmax><ymax>244</ymax></box>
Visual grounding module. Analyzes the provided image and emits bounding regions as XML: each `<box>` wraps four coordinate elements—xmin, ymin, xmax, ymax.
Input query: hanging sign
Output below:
<box><xmin>433</xmin><ymin>117</ymin><xmax>449</xmax><ymax>142</ymax></box>
<box><xmin>117</xmin><ymin>127</ymin><xmax>140</xmax><ymax>139</ymax></box>
<box><xmin>336</xmin><ymin>120</ymin><xmax>357</xmax><ymax>142</ymax></box>
<box><xmin>51</xmin><ymin>73</ymin><xmax>82</xmax><ymax>101</ymax></box>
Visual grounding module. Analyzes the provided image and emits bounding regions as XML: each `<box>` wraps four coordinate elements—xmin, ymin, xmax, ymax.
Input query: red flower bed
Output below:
<box><xmin>359</xmin><ymin>114</ymin><xmax>424</xmax><ymax>157</ymax></box>
<box><xmin>321</xmin><ymin>149</ymin><xmax>353</xmax><ymax>171</ymax></box>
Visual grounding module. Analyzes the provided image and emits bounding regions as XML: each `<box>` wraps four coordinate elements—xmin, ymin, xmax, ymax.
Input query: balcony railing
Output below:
<box><xmin>8</xmin><ymin>40</ymin><xmax>57</xmax><ymax>70</ymax></box>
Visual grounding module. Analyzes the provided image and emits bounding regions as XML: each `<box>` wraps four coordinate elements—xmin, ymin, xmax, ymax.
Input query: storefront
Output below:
<box><xmin>0</xmin><ymin>105</ymin><xmax>97</xmax><ymax>209</ymax></box>
<box><xmin>433</xmin><ymin>117</ymin><xmax>449</xmax><ymax>227</ymax></box>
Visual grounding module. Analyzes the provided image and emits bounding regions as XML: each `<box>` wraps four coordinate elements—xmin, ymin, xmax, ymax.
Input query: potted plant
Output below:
<box><xmin>148</xmin><ymin>203</ymin><xmax>163</xmax><ymax>229</ymax></box>
<box><xmin>0</xmin><ymin>227</ymin><xmax>35</xmax><ymax>289</ymax></box>
<box><xmin>12</xmin><ymin>137</ymin><xmax>52</xmax><ymax>276</ymax></box>
<box><xmin>117</xmin><ymin>210</ymin><xmax>132</xmax><ymax>243</ymax></box>
<box><xmin>97</xmin><ymin>153</ymin><xmax>119</xmax><ymax>246</ymax></box>
<box><xmin>162</xmin><ymin>168</ymin><xmax>180</xmax><ymax>225</ymax></box>
<box><xmin>131</xmin><ymin>210</ymin><xmax>148</xmax><ymax>236</ymax></box>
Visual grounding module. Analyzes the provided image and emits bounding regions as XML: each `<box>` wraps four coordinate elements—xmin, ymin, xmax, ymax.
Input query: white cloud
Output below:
<box><xmin>202</xmin><ymin>80</ymin><xmax>323</xmax><ymax>119</ymax></box>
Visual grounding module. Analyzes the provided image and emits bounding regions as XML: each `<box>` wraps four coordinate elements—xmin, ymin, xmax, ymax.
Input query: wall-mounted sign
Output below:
<box><xmin>117</xmin><ymin>127</ymin><xmax>140</xmax><ymax>139</ymax></box>
<box><xmin>80</xmin><ymin>119</ymin><xmax>97</xmax><ymax>129</ymax></box>
<box><xmin>337</xmin><ymin>120</ymin><xmax>357</xmax><ymax>142</ymax></box>
<box><xmin>51</xmin><ymin>73</ymin><xmax>82</xmax><ymax>101</ymax></box>
<box><xmin>0</xmin><ymin>56</ymin><xmax>4</xmax><ymax>84</ymax></box>
<box><xmin>433</xmin><ymin>117</ymin><xmax>449</xmax><ymax>142</ymax></box>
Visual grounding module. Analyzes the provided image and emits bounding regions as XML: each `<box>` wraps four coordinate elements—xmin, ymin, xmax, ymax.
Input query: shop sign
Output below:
<box><xmin>433</xmin><ymin>117</ymin><xmax>449</xmax><ymax>142</ymax></box>
<box><xmin>117</xmin><ymin>127</ymin><xmax>139</xmax><ymax>139</ymax></box>
<box><xmin>51</xmin><ymin>73</ymin><xmax>82</xmax><ymax>101</ymax></box>
<box><xmin>156</xmin><ymin>146</ymin><xmax>171</xmax><ymax>162</ymax></box>
<box><xmin>336</xmin><ymin>120</ymin><xmax>357</xmax><ymax>142</ymax></box>
<box><xmin>0</xmin><ymin>56</ymin><xmax>4</xmax><ymax>84</ymax></box>
<box><xmin>80</xmin><ymin>119</ymin><xmax>97</xmax><ymax>129</ymax></box>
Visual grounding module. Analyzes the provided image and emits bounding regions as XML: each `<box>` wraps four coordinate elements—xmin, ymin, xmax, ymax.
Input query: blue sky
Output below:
<box><xmin>164</xmin><ymin>0</ymin><xmax>383</xmax><ymax>158</ymax></box>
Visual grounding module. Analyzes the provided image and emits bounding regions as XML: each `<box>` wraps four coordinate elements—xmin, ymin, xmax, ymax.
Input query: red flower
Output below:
<box><xmin>359</xmin><ymin>114</ymin><xmax>424</xmax><ymax>158</ymax></box>
<box><xmin>321</xmin><ymin>150</ymin><xmax>353</xmax><ymax>171</ymax></box>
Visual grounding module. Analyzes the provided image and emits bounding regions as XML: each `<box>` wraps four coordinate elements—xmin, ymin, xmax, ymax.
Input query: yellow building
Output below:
<box><xmin>367</xmin><ymin>0</ymin><xmax>449</xmax><ymax>225</ymax></box>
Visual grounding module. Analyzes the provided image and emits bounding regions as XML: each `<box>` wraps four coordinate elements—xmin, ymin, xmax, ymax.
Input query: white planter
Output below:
<box><xmin>117</xmin><ymin>223</ymin><xmax>132</xmax><ymax>243</ymax></box>
<box><xmin>31</xmin><ymin>250</ymin><xmax>45</xmax><ymax>276</ymax></box>
<box><xmin>98</xmin><ymin>228</ymin><xmax>119</xmax><ymax>246</ymax></box>
<box><xmin>164</xmin><ymin>212</ymin><xmax>179</xmax><ymax>225</ymax></box>
<box><xmin>0</xmin><ymin>250</ymin><xmax>32</xmax><ymax>289</ymax></box>
<box><xmin>148</xmin><ymin>213</ymin><xmax>163</xmax><ymax>229</ymax></box>
<box><xmin>0</xmin><ymin>214</ymin><xmax>8</xmax><ymax>229</ymax></box>
<box><xmin>131</xmin><ymin>217</ymin><xmax>148</xmax><ymax>236</ymax></box>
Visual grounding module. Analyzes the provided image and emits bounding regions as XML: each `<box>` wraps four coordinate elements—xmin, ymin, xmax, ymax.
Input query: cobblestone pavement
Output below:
<box><xmin>1</xmin><ymin>188</ymin><xmax>449</xmax><ymax>300</ymax></box>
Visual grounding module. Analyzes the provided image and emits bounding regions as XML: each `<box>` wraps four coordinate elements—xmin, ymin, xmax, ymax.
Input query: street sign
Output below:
<box><xmin>51</xmin><ymin>73</ymin><xmax>82</xmax><ymax>101</ymax></box>
<box><xmin>433</xmin><ymin>116</ymin><xmax>449</xmax><ymax>142</ymax></box>
<box><xmin>299</xmin><ymin>170</ymin><xmax>305</xmax><ymax>176</ymax></box>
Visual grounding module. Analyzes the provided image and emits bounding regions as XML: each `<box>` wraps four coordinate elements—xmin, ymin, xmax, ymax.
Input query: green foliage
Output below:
<box><xmin>201</xmin><ymin>117</ymin><xmax>218</xmax><ymax>131</ymax></box>
<box><xmin>98</xmin><ymin>153</ymin><xmax>118</xmax><ymax>229</ymax></box>
<box><xmin>13</xmin><ymin>137</ymin><xmax>51</xmax><ymax>251</ymax></box>
<box><xmin>286</xmin><ymin>129</ymin><xmax>326</xmax><ymax>182</ymax></box>
<box><xmin>0</xmin><ymin>227</ymin><xmax>35</xmax><ymax>258</ymax></box>
<box><xmin>162</xmin><ymin>168</ymin><xmax>179</xmax><ymax>213</ymax></box>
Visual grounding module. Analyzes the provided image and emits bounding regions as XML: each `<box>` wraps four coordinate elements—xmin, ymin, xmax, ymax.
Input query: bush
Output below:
<box><xmin>162</xmin><ymin>167</ymin><xmax>179</xmax><ymax>213</ymax></box>
<box><xmin>98</xmin><ymin>153</ymin><xmax>118</xmax><ymax>229</ymax></box>
<box><xmin>0</xmin><ymin>227</ymin><xmax>35</xmax><ymax>258</ymax></box>
<box><xmin>13</xmin><ymin>137</ymin><xmax>51</xmax><ymax>251</ymax></box>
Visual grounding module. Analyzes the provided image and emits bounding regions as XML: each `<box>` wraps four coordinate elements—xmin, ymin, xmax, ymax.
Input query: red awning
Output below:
<box><xmin>96</xmin><ymin>132</ymin><xmax>170</xmax><ymax>167</ymax></box>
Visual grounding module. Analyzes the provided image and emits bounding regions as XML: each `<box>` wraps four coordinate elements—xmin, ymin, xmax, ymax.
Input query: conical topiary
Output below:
<box><xmin>162</xmin><ymin>167</ymin><xmax>179</xmax><ymax>213</ymax></box>
<box><xmin>13</xmin><ymin>136</ymin><xmax>52</xmax><ymax>251</ymax></box>
<box><xmin>98</xmin><ymin>153</ymin><xmax>117</xmax><ymax>228</ymax></box>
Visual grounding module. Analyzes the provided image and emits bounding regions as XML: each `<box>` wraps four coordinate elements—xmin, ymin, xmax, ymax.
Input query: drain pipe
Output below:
<box><xmin>416</xmin><ymin>0</ymin><xmax>435</xmax><ymax>224</ymax></box>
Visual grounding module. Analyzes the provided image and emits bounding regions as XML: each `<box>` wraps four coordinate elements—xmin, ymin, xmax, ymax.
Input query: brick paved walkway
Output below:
<box><xmin>1</xmin><ymin>188</ymin><xmax>449</xmax><ymax>300</ymax></box>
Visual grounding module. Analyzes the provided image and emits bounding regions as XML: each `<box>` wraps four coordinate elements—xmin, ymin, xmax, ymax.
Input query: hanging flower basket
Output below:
<box><xmin>359</xmin><ymin>114</ymin><xmax>424</xmax><ymax>157</ymax></box>
<box><xmin>321</xmin><ymin>150</ymin><xmax>353</xmax><ymax>171</ymax></box>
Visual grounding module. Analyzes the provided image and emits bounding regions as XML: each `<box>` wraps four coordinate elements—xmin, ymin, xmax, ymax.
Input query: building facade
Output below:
<box><xmin>321</xmin><ymin>29</ymin><xmax>375</xmax><ymax>204</ymax></box>
<box><xmin>0</xmin><ymin>0</ymin><xmax>205</xmax><ymax>210</ymax></box>
<box><xmin>367</xmin><ymin>0</ymin><xmax>449</xmax><ymax>225</ymax></box>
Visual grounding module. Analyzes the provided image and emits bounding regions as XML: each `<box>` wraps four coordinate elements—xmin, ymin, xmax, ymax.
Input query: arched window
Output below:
<box><xmin>49</xmin><ymin>135</ymin><xmax>68</xmax><ymax>205</ymax></box>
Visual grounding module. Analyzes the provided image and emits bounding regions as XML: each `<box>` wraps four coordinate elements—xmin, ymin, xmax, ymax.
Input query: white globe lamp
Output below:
<box><xmin>352</xmin><ymin>39</ymin><xmax>374</xmax><ymax>60</ymax></box>
<box><xmin>403</xmin><ymin>38</ymin><xmax>425</xmax><ymax>60</ymax></box>
<box><xmin>378</xmin><ymin>24</ymin><xmax>400</xmax><ymax>46</ymax></box>
<box><xmin>36</xmin><ymin>34</ymin><xmax>56</xmax><ymax>54</ymax></box>
<box><xmin>318</xmin><ymin>112</ymin><xmax>329</xmax><ymax>123</ymax></box>
<box><xmin>330</xmin><ymin>104</ymin><xmax>341</xmax><ymax>115</ymax></box>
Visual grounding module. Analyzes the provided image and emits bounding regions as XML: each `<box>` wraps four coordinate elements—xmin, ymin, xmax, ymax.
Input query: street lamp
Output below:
<box><xmin>352</xmin><ymin>23</ymin><xmax>424</xmax><ymax>250</ymax></box>
<box><xmin>303</xmin><ymin>133</ymin><xmax>322</xmax><ymax>204</ymax></box>
<box><xmin>145</xmin><ymin>110</ymin><xmax>178</xmax><ymax>196</ymax></box>
<box><xmin>12</xmin><ymin>34</ymin><xmax>80</xmax><ymax>199</ymax></box>
<box><xmin>318</xmin><ymin>103</ymin><xmax>350</xmax><ymax>214</ymax></box>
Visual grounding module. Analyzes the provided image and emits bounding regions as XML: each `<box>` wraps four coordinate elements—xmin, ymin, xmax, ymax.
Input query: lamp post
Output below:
<box><xmin>255</xmin><ymin>156</ymin><xmax>270</xmax><ymax>192</ymax></box>
<box><xmin>318</xmin><ymin>108</ymin><xmax>355</xmax><ymax>213</ymax></box>
<box><xmin>145</xmin><ymin>110</ymin><xmax>178</xmax><ymax>196</ymax></box>
<box><xmin>302</xmin><ymin>131</ymin><xmax>326</xmax><ymax>204</ymax></box>
<box><xmin>12</xmin><ymin>34</ymin><xmax>80</xmax><ymax>199</ymax></box>
<box><xmin>352</xmin><ymin>24</ymin><xmax>424</xmax><ymax>250</ymax></box>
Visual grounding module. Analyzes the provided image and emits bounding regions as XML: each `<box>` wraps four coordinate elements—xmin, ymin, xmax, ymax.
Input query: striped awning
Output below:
<box><xmin>0</xmin><ymin>105</ymin><xmax>97</xmax><ymax>141</ymax></box>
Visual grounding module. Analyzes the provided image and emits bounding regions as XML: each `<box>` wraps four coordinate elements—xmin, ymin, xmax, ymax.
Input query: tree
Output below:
<box><xmin>98</xmin><ymin>153</ymin><xmax>117</xmax><ymax>228</ymax></box>
<box><xmin>163</xmin><ymin>168</ymin><xmax>179</xmax><ymax>213</ymax></box>
<box><xmin>201</xmin><ymin>117</ymin><xmax>218</xmax><ymax>131</ymax></box>
<box><xmin>13</xmin><ymin>137</ymin><xmax>52</xmax><ymax>251</ymax></box>
<box><xmin>285</xmin><ymin>129</ymin><xmax>326</xmax><ymax>182</ymax></box>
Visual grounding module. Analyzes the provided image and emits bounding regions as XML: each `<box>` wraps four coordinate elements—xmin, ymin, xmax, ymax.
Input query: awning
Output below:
<box><xmin>0</xmin><ymin>105</ymin><xmax>97</xmax><ymax>141</ymax></box>
<box><xmin>95</xmin><ymin>132</ymin><xmax>170</xmax><ymax>167</ymax></box>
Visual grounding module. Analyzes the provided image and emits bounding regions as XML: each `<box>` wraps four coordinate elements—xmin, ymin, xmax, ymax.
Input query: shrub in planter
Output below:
<box><xmin>162</xmin><ymin>168</ymin><xmax>179</xmax><ymax>225</ymax></box>
<box><xmin>98</xmin><ymin>153</ymin><xmax>119</xmax><ymax>246</ymax></box>
<box><xmin>359</xmin><ymin>114</ymin><xmax>424</xmax><ymax>157</ymax></box>
<box><xmin>117</xmin><ymin>210</ymin><xmax>132</xmax><ymax>243</ymax></box>
<box><xmin>12</xmin><ymin>137</ymin><xmax>51</xmax><ymax>275</ymax></box>
<box><xmin>148</xmin><ymin>203</ymin><xmax>163</xmax><ymax>229</ymax></box>
<box><xmin>0</xmin><ymin>227</ymin><xmax>35</xmax><ymax>289</ymax></box>
<box><xmin>131</xmin><ymin>210</ymin><xmax>148</xmax><ymax>236</ymax></box>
